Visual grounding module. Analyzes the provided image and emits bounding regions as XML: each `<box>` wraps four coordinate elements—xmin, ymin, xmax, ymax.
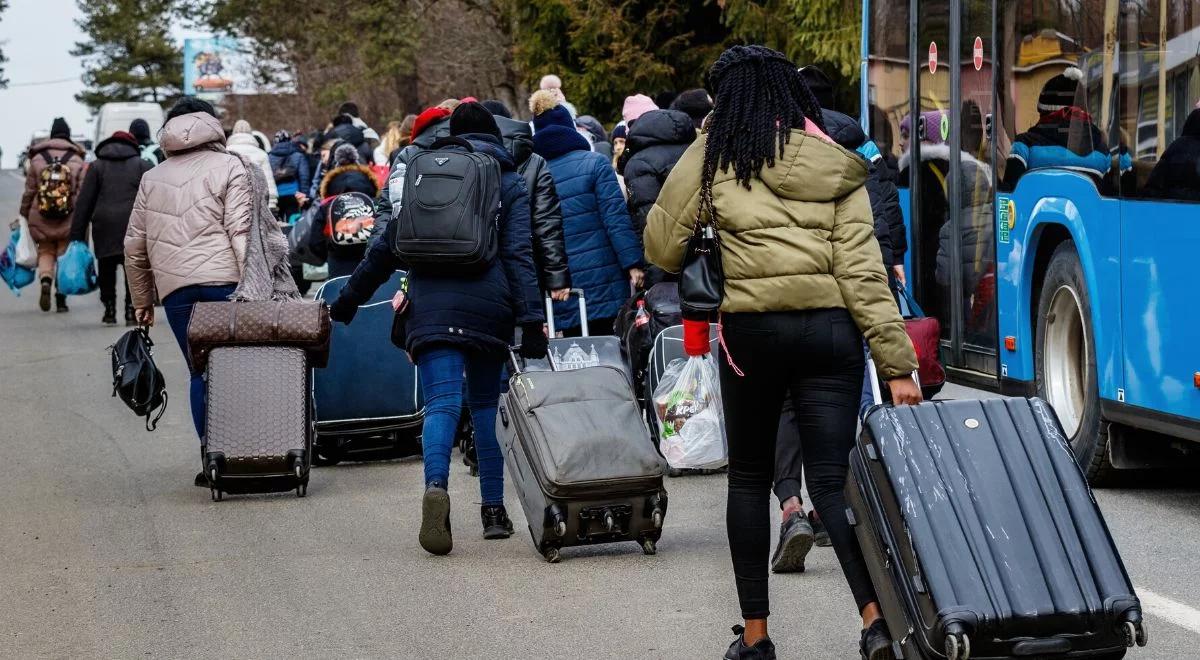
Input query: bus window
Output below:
<box><xmin>1122</xmin><ymin>0</ymin><xmax>1200</xmax><ymax>202</ymax></box>
<box><xmin>867</xmin><ymin>0</ymin><xmax>911</xmax><ymax>178</ymax></box>
<box><xmin>997</xmin><ymin>1</ymin><xmax>1117</xmax><ymax>194</ymax></box>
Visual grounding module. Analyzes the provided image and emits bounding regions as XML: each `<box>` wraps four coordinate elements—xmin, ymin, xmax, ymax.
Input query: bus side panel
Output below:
<box><xmin>898</xmin><ymin>187</ymin><xmax>913</xmax><ymax>277</ymax></box>
<box><xmin>1119</xmin><ymin>200</ymin><xmax>1200</xmax><ymax>422</ymax></box>
<box><xmin>996</xmin><ymin>172</ymin><xmax>1124</xmax><ymax>405</ymax></box>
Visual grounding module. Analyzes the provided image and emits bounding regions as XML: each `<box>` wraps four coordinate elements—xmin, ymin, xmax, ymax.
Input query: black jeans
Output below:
<box><xmin>97</xmin><ymin>255</ymin><xmax>130</xmax><ymax>308</ymax></box>
<box><xmin>720</xmin><ymin>308</ymin><xmax>875</xmax><ymax>619</ymax></box>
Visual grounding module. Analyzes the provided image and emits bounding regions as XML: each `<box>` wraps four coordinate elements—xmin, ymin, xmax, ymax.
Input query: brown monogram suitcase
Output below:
<box><xmin>203</xmin><ymin>346</ymin><xmax>313</xmax><ymax>500</ymax></box>
<box><xmin>186</xmin><ymin>300</ymin><xmax>331</xmax><ymax>374</ymax></box>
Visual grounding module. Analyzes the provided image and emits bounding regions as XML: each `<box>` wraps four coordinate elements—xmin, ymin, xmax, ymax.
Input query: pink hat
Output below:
<box><xmin>622</xmin><ymin>94</ymin><xmax>659</xmax><ymax>124</ymax></box>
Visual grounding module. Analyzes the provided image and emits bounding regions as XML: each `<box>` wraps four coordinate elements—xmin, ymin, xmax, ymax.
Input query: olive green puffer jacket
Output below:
<box><xmin>644</xmin><ymin>128</ymin><xmax>918</xmax><ymax>379</ymax></box>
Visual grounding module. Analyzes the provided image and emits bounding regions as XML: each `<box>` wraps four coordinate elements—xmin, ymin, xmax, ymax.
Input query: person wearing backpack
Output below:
<box><xmin>268</xmin><ymin>130</ymin><xmax>312</xmax><ymax>218</ymax></box>
<box><xmin>19</xmin><ymin>117</ymin><xmax>86</xmax><ymax>313</ymax></box>
<box><xmin>69</xmin><ymin>130</ymin><xmax>154</xmax><ymax>326</ymax></box>
<box><xmin>129</xmin><ymin>119</ymin><xmax>166</xmax><ymax>166</ymax></box>
<box><xmin>326</xmin><ymin>102</ymin><xmax>545</xmax><ymax>556</ymax></box>
<box><xmin>308</xmin><ymin>143</ymin><xmax>380</xmax><ymax>277</ymax></box>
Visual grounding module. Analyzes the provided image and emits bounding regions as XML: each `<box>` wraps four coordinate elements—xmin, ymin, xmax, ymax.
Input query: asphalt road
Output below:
<box><xmin>1</xmin><ymin>168</ymin><xmax>1197</xmax><ymax>659</ymax></box>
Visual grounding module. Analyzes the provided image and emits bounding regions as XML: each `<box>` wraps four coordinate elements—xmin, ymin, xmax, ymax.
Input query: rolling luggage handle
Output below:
<box><xmin>865</xmin><ymin>352</ymin><xmax>921</xmax><ymax>406</ymax></box>
<box><xmin>544</xmin><ymin>287</ymin><xmax>588</xmax><ymax>337</ymax></box>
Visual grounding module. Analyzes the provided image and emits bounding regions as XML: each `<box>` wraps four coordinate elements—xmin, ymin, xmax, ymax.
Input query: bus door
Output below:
<box><xmin>908</xmin><ymin>0</ymin><xmax>999</xmax><ymax>378</ymax></box>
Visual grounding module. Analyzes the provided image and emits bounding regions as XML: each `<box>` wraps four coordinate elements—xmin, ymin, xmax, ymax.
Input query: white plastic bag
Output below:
<box><xmin>653</xmin><ymin>355</ymin><xmax>728</xmax><ymax>469</ymax></box>
<box><xmin>14</xmin><ymin>217</ymin><xmax>37</xmax><ymax>269</ymax></box>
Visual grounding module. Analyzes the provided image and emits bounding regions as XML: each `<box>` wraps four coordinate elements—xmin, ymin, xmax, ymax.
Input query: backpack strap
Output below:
<box><xmin>429</xmin><ymin>136</ymin><xmax>474</xmax><ymax>152</ymax></box>
<box><xmin>41</xmin><ymin>151</ymin><xmax>56</xmax><ymax>166</ymax></box>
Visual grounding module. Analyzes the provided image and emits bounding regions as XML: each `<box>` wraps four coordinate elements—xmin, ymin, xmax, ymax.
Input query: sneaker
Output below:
<box><xmin>724</xmin><ymin>625</ymin><xmax>776</xmax><ymax>660</ymax></box>
<box><xmin>102</xmin><ymin>301</ymin><xmax>117</xmax><ymax>325</ymax></box>
<box><xmin>39</xmin><ymin>278</ymin><xmax>52</xmax><ymax>312</ymax></box>
<box><xmin>860</xmin><ymin>619</ymin><xmax>896</xmax><ymax>660</ymax></box>
<box><xmin>809</xmin><ymin>509</ymin><xmax>831</xmax><ymax>547</ymax></box>
<box><xmin>771</xmin><ymin>510</ymin><xmax>815</xmax><ymax>574</ymax></box>
<box><xmin>55</xmin><ymin>294</ymin><xmax>69</xmax><ymax>313</ymax></box>
<box><xmin>481</xmin><ymin>504</ymin><xmax>514</xmax><ymax>539</ymax></box>
<box><xmin>419</xmin><ymin>483</ymin><xmax>453</xmax><ymax>556</ymax></box>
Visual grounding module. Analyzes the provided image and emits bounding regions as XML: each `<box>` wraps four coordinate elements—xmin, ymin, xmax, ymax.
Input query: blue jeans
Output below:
<box><xmin>417</xmin><ymin>347</ymin><xmax>505</xmax><ymax>505</ymax></box>
<box><xmin>163</xmin><ymin>284</ymin><xmax>238</xmax><ymax>442</ymax></box>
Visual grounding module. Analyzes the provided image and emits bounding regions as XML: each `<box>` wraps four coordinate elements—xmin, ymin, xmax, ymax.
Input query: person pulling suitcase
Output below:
<box><xmin>327</xmin><ymin>102</ymin><xmax>545</xmax><ymax>556</ymax></box>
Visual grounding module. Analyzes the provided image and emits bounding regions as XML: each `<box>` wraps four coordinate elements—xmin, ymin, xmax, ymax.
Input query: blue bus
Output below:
<box><xmin>863</xmin><ymin>0</ymin><xmax>1200</xmax><ymax>482</ymax></box>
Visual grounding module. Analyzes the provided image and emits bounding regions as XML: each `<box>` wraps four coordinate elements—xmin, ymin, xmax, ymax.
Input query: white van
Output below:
<box><xmin>94</xmin><ymin>102</ymin><xmax>165</xmax><ymax>144</ymax></box>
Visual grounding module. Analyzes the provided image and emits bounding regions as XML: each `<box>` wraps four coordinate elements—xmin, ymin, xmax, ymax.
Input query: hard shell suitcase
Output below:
<box><xmin>204</xmin><ymin>346</ymin><xmax>313</xmax><ymax>500</ymax></box>
<box><xmin>312</xmin><ymin>273</ymin><xmax>423</xmax><ymax>464</ymax></box>
<box><xmin>498</xmin><ymin>359</ymin><xmax>668</xmax><ymax>563</ymax></box>
<box><xmin>847</xmin><ymin>385</ymin><xmax>1146</xmax><ymax>659</ymax></box>
<box><xmin>521</xmin><ymin>289</ymin><xmax>632</xmax><ymax>385</ymax></box>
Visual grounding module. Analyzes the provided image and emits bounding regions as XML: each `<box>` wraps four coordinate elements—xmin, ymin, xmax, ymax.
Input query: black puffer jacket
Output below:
<box><xmin>619</xmin><ymin>109</ymin><xmax>695</xmax><ymax>233</ymax></box>
<box><xmin>496</xmin><ymin>115</ymin><xmax>570</xmax><ymax>292</ymax></box>
<box><xmin>820</xmin><ymin>109</ymin><xmax>903</xmax><ymax>269</ymax></box>
<box><xmin>69</xmin><ymin>135</ymin><xmax>153</xmax><ymax>258</ymax></box>
<box><xmin>1144</xmin><ymin>108</ymin><xmax>1200</xmax><ymax>201</ymax></box>
<box><xmin>330</xmin><ymin>122</ymin><xmax>375</xmax><ymax>164</ymax></box>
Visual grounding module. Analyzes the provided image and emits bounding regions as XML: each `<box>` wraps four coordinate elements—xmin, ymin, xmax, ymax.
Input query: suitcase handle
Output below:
<box><xmin>866</xmin><ymin>351</ymin><xmax>920</xmax><ymax>406</ymax></box>
<box><xmin>544</xmin><ymin>288</ymin><xmax>588</xmax><ymax>338</ymax></box>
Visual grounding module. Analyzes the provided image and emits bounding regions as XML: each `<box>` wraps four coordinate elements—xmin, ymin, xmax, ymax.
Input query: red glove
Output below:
<box><xmin>683</xmin><ymin>318</ymin><xmax>711</xmax><ymax>356</ymax></box>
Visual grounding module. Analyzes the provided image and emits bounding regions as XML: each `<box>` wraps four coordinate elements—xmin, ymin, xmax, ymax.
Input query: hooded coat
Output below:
<box><xmin>329</xmin><ymin>121</ymin><xmax>375</xmax><ymax>164</ymax></box>
<box><xmin>1144</xmin><ymin>108</ymin><xmax>1200</xmax><ymax>201</ymax></box>
<box><xmin>335</xmin><ymin>133</ymin><xmax>543</xmax><ymax>359</ymax></box>
<box><xmin>310</xmin><ymin>162</ymin><xmax>381</xmax><ymax>265</ymax></box>
<box><xmin>268</xmin><ymin>139</ymin><xmax>312</xmax><ymax>194</ymax></box>
<box><xmin>619</xmin><ymin>109</ymin><xmax>696</xmax><ymax>233</ymax></box>
<box><xmin>495</xmin><ymin>114</ymin><xmax>570</xmax><ymax>291</ymax></box>
<box><xmin>645</xmin><ymin>128</ymin><xmax>918</xmax><ymax>380</ymax></box>
<box><xmin>226</xmin><ymin>131</ymin><xmax>278</xmax><ymax>210</ymax></box>
<box><xmin>534</xmin><ymin>111</ymin><xmax>643</xmax><ymax>330</ymax></box>
<box><xmin>20</xmin><ymin>138</ymin><xmax>87</xmax><ymax>242</ymax></box>
<box><xmin>69</xmin><ymin>135</ymin><xmax>154</xmax><ymax>258</ymax></box>
<box><xmin>124</xmin><ymin>112</ymin><xmax>251</xmax><ymax>308</ymax></box>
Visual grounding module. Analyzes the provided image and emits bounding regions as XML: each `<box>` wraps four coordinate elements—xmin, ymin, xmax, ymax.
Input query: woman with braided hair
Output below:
<box><xmin>645</xmin><ymin>45</ymin><xmax>921</xmax><ymax>660</ymax></box>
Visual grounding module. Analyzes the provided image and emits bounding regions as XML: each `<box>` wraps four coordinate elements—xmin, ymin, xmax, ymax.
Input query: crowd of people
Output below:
<box><xmin>15</xmin><ymin>45</ymin><xmax>926</xmax><ymax>660</ymax></box>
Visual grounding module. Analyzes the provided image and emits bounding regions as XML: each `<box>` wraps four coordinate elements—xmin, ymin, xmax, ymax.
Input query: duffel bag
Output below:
<box><xmin>895</xmin><ymin>283</ymin><xmax>945</xmax><ymax>398</ymax></box>
<box><xmin>187</xmin><ymin>300</ymin><xmax>331</xmax><ymax>374</ymax></box>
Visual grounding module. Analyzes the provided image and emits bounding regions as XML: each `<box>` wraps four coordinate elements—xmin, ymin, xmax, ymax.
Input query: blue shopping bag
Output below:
<box><xmin>56</xmin><ymin>240</ymin><xmax>98</xmax><ymax>296</ymax></box>
<box><xmin>1</xmin><ymin>228</ymin><xmax>35</xmax><ymax>295</ymax></box>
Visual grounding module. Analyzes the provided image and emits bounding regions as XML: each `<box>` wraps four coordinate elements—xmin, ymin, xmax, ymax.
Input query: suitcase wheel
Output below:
<box><xmin>542</xmin><ymin>547</ymin><xmax>561</xmax><ymax>563</ymax></box>
<box><xmin>210</xmin><ymin>487</ymin><xmax>222</xmax><ymax>502</ymax></box>
<box><xmin>296</xmin><ymin>481</ymin><xmax>307</xmax><ymax>498</ymax></box>
<box><xmin>652</xmin><ymin>509</ymin><xmax>664</xmax><ymax>529</ymax></box>
<box><xmin>641</xmin><ymin>538</ymin><xmax>657</xmax><ymax>555</ymax></box>
<box><xmin>1124</xmin><ymin>620</ymin><xmax>1148</xmax><ymax>648</ymax></box>
<box><xmin>944</xmin><ymin>630</ymin><xmax>970</xmax><ymax>660</ymax></box>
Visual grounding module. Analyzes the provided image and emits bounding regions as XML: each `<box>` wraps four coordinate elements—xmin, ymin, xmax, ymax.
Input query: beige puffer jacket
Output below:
<box><xmin>124</xmin><ymin>112</ymin><xmax>251</xmax><ymax>308</ymax></box>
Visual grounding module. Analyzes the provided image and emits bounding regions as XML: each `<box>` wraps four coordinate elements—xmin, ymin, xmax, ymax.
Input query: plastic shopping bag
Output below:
<box><xmin>14</xmin><ymin>217</ymin><xmax>37</xmax><ymax>268</ymax></box>
<box><xmin>56</xmin><ymin>240</ymin><xmax>98</xmax><ymax>296</ymax></box>
<box><xmin>1</xmin><ymin>228</ymin><xmax>36</xmax><ymax>294</ymax></box>
<box><xmin>652</xmin><ymin>354</ymin><xmax>728</xmax><ymax>469</ymax></box>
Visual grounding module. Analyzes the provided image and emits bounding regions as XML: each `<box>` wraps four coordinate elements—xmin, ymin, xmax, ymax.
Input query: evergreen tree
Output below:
<box><xmin>72</xmin><ymin>0</ymin><xmax>182</xmax><ymax>110</ymax></box>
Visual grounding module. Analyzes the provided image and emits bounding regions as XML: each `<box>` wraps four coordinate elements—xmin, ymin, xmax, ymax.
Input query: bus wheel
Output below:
<box><xmin>1035</xmin><ymin>241</ymin><xmax>1113</xmax><ymax>484</ymax></box>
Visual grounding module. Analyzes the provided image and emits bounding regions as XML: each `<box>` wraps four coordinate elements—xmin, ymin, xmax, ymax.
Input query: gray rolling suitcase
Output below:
<box><xmin>498</xmin><ymin>355</ymin><xmax>668</xmax><ymax>563</ymax></box>
<box><xmin>846</xmin><ymin>359</ymin><xmax>1146</xmax><ymax>659</ymax></box>
<box><xmin>203</xmin><ymin>346</ymin><xmax>313</xmax><ymax>500</ymax></box>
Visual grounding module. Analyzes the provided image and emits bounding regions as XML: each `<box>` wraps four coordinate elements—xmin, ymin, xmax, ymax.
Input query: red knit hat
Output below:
<box><xmin>412</xmin><ymin>107</ymin><xmax>452</xmax><ymax>140</ymax></box>
<box><xmin>110</xmin><ymin>130</ymin><xmax>138</xmax><ymax>145</ymax></box>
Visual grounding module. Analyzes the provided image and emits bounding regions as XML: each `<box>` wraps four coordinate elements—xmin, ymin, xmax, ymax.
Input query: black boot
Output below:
<box><xmin>39</xmin><ymin>278</ymin><xmax>52</xmax><ymax>312</ymax></box>
<box><xmin>481</xmin><ymin>504</ymin><xmax>514</xmax><ymax>539</ymax></box>
<box><xmin>724</xmin><ymin>625</ymin><xmax>776</xmax><ymax>659</ymax></box>
<box><xmin>419</xmin><ymin>482</ymin><xmax>453</xmax><ymax>556</ymax></box>
<box><xmin>860</xmin><ymin>619</ymin><xmax>896</xmax><ymax>660</ymax></box>
<box><xmin>55</xmin><ymin>293</ymin><xmax>69</xmax><ymax>313</ymax></box>
<box><xmin>102</xmin><ymin>301</ymin><xmax>117</xmax><ymax>325</ymax></box>
<box><xmin>124</xmin><ymin>300</ymin><xmax>136</xmax><ymax>327</ymax></box>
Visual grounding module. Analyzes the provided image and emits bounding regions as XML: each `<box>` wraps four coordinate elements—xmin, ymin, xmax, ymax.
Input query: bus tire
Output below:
<box><xmin>1034</xmin><ymin>241</ymin><xmax>1114</xmax><ymax>485</ymax></box>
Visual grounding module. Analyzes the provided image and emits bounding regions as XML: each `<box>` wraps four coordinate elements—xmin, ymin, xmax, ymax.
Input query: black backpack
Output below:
<box><xmin>110</xmin><ymin>328</ymin><xmax>168</xmax><ymax>431</ymax></box>
<box><xmin>390</xmin><ymin>136</ymin><xmax>501</xmax><ymax>273</ymax></box>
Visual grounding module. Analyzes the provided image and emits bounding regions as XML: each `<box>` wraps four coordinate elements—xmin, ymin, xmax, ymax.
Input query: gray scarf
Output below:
<box><xmin>230</xmin><ymin>154</ymin><xmax>300</xmax><ymax>302</ymax></box>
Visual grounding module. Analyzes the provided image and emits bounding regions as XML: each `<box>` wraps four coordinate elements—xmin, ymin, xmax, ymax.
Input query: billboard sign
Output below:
<box><xmin>183</xmin><ymin>38</ymin><xmax>293</xmax><ymax>99</ymax></box>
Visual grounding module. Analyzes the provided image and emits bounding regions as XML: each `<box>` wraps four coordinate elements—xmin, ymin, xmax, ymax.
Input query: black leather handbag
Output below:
<box><xmin>678</xmin><ymin>218</ymin><xmax>724</xmax><ymax>319</ymax></box>
<box><xmin>110</xmin><ymin>327</ymin><xmax>168</xmax><ymax>431</ymax></box>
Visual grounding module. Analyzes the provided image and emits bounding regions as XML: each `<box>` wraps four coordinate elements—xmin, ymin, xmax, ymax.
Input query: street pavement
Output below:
<box><xmin>2</xmin><ymin>168</ymin><xmax>1198</xmax><ymax>659</ymax></box>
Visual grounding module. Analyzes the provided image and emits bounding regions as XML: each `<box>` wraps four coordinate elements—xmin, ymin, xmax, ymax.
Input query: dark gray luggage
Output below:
<box><xmin>498</xmin><ymin>357</ymin><xmax>668</xmax><ymax>562</ymax></box>
<box><xmin>847</xmin><ymin>363</ymin><xmax>1146</xmax><ymax>659</ymax></box>
<box><xmin>521</xmin><ymin>289</ymin><xmax>631</xmax><ymax>385</ymax></box>
<box><xmin>203</xmin><ymin>346</ymin><xmax>313</xmax><ymax>500</ymax></box>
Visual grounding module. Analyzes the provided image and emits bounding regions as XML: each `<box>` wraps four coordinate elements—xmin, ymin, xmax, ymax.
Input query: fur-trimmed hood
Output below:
<box><xmin>319</xmin><ymin>163</ymin><xmax>380</xmax><ymax>199</ymax></box>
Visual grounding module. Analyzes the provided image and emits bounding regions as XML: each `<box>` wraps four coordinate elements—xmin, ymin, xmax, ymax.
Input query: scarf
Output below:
<box><xmin>231</xmin><ymin>154</ymin><xmax>301</xmax><ymax>302</ymax></box>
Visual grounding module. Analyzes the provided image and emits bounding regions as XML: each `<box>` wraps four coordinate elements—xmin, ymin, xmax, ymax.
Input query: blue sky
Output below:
<box><xmin>0</xmin><ymin>0</ymin><xmax>205</xmax><ymax>169</ymax></box>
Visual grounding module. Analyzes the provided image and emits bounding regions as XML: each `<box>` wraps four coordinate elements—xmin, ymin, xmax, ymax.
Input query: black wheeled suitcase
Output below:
<box><xmin>847</xmin><ymin>375</ymin><xmax>1146</xmax><ymax>659</ymax></box>
<box><xmin>203</xmin><ymin>346</ymin><xmax>313</xmax><ymax>500</ymax></box>
<box><xmin>498</xmin><ymin>356</ymin><xmax>668</xmax><ymax>563</ymax></box>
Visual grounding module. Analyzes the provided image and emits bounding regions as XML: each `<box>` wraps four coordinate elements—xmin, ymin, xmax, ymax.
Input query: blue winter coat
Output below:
<box><xmin>336</xmin><ymin>133</ymin><xmax>544</xmax><ymax>359</ymax></box>
<box><xmin>541</xmin><ymin>144</ymin><xmax>643</xmax><ymax>330</ymax></box>
<box><xmin>268</xmin><ymin>140</ymin><xmax>312</xmax><ymax>195</ymax></box>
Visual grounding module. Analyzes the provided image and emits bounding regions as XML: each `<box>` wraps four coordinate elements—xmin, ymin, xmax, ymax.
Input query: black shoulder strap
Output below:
<box><xmin>430</xmin><ymin>136</ymin><xmax>474</xmax><ymax>152</ymax></box>
<box><xmin>41</xmin><ymin>151</ymin><xmax>55</xmax><ymax>166</ymax></box>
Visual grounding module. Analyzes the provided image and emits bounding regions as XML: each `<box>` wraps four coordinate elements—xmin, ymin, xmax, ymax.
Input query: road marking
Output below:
<box><xmin>1139</xmin><ymin>586</ymin><xmax>1200</xmax><ymax>636</ymax></box>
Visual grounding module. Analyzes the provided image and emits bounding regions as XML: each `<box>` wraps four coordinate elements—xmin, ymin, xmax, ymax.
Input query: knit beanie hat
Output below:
<box><xmin>449</xmin><ymin>101</ymin><xmax>502</xmax><ymax>140</ymax></box>
<box><xmin>50</xmin><ymin>117</ymin><xmax>71</xmax><ymax>140</ymax></box>
<box><xmin>412</xmin><ymin>106</ymin><xmax>452</xmax><ymax>140</ymax></box>
<box><xmin>1038</xmin><ymin>67</ymin><xmax>1084</xmax><ymax>113</ymax></box>
<box><xmin>232</xmin><ymin>119</ymin><xmax>253</xmax><ymax>134</ymax></box>
<box><xmin>798</xmin><ymin>66</ymin><xmax>834</xmax><ymax>109</ymax></box>
<box><xmin>332</xmin><ymin>143</ymin><xmax>360</xmax><ymax>167</ymax></box>
<box><xmin>129</xmin><ymin>118</ymin><xmax>152</xmax><ymax>143</ymax></box>
<box><xmin>481</xmin><ymin>99</ymin><xmax>512</xmax><ymax>119</ymax></box>
<box><xmin>110</xmin><ymin>130</ymin><xmax>137</xmax><ymax>146</ymax></box>
<box><xmin>274</xmin><ymin>129</ymin><xmax>291</xmax><ymax>144</ymax></box>
<box><xmin>533</xmin><ymin>103</ymin><xmax>575</xmax><ymax>133</ymax></box>
<box><xmin>610</xmin><ymin>123</ymin><xmax>628</xmax><ymax>142</ymax></box>
<box><xmin>622</xmin><ymin>94</ymin><xmax>659</xmax><ymax>125</ymax></box>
